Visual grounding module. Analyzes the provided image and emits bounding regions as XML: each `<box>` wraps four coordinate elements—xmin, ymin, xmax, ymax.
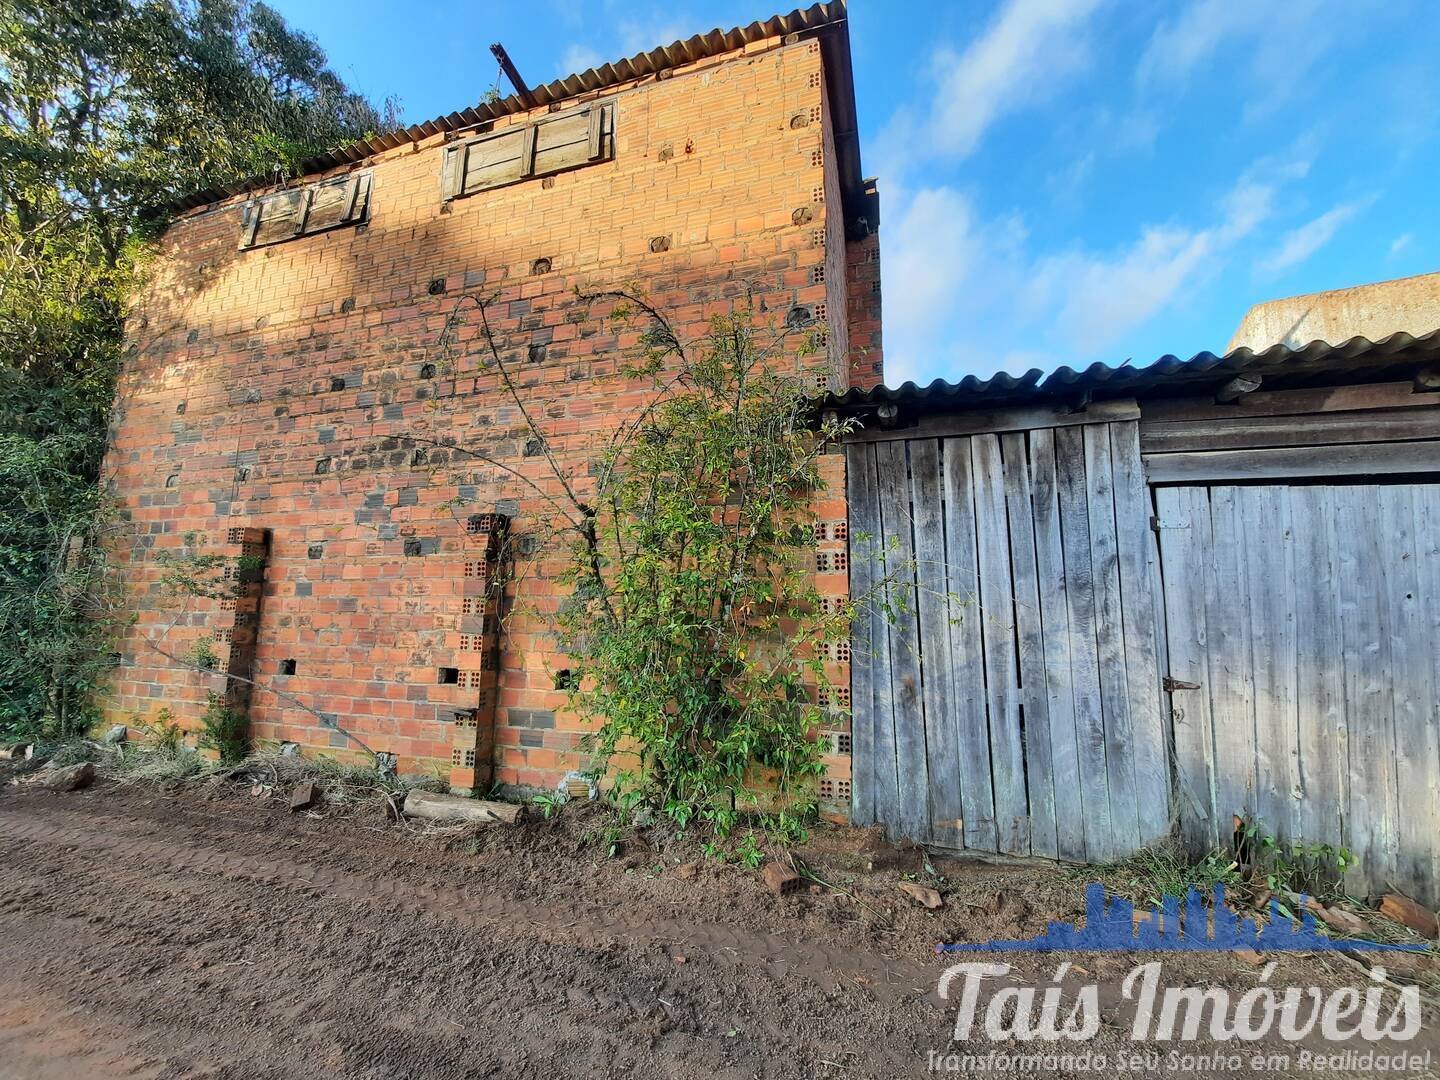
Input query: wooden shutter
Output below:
<box><xmin>250</xmin><ymin>189</ymin><xmax>307</xmax><ymax>247</ymax></box>
<box><xmin>441</xmin><ymin>101</ymin><xmax>615</xmax><ymax>203</ymax></box>
<box><xmin>441</xmin><ymin>143</ymin><xmax>466</xmax><ymax>200</ymax></box>
<box><xmin>533</xmin><ymin>103</ymin><xmax>613</xmax><ymax>176</ymax></box>
<box><xmin>455</xmin><ymin>126</ymin><xmax>529</xmax><ymax>196</ymax></box>
<box><xmin>239</xmin><ymin>171</ymin><xmax>371</xmax><ymax>248</ymax></box>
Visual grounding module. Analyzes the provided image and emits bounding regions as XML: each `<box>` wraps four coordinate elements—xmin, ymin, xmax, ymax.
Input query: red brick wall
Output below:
<box><xmin>846</xmin><ymin>227</ymin><xmax>884</xmax><ymax>390</ymax></box>
<box><xmin>104</xmin><ymin>33</ymin><xmax>879</xmax><ymax>797</ymax></box>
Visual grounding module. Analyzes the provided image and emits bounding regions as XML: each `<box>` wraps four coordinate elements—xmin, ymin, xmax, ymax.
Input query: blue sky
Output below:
<box><xmin>272</xmin><ymin>0</ymin><xmax>1440</xmax><ymax>387</ymax></box>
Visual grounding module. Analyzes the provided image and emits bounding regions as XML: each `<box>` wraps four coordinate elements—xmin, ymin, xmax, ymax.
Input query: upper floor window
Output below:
<box><xmin>238</xmin><ymin>171</ymin><xmax>372</xmax><ymax>249</ymax></box>
<box><xmin>441</xmin><ymin>102</ymin><xmax>614</xmax><ymax>201</ymax></box>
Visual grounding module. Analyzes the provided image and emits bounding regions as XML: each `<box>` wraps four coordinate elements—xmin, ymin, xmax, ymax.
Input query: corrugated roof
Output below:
<box><xmin>828</xmin><ymin>327</ymin><xmax>1440</xmax><ymax>411</ymax></box>
<box><xmin>171</xmin><ymin>3</ymin><xmax>850</xmax><ymax>214</ymax></box>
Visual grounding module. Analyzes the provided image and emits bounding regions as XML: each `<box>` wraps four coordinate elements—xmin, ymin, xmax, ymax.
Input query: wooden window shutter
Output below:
<box><xmin>457</xmin><ymin>126</ymin><xmax>529</xmax><ymax>195</ymax></box>
<box><xmin>344</xmin><ymin>171</ymin><xmax>372</xmax><ymax>223</ymax></box>
<box><xmin>441</xmin><ymin>143</ymin><xmax>466</xmax><ymax>200</ymax></box>
<box><xmin>531</xmin><ymin>103</ymin><xmax>613</xmax><ymax>178</ymax></box>
<box><xmin>251</xmin><ymin>189</ymin><xmax>307</xmax><ymax>247</ymax></box>
<box><xmin>440</xmin><ymin>101</ymin><xmax>615</xmax><ymax>204</ymax></box>
<box><xmin>586</xmin><ymin>105</ymin><xmax>604</xmax><ymax>160</ymax></box>
<box><xmin>239</xmin><ymin>171</ymin><xmax>372</xmax><ymax>248</ymax></box>
<box><xmin>239</xmin><ymin>202</ymin><xmax>261</xmax><ymax>248</ymax></box>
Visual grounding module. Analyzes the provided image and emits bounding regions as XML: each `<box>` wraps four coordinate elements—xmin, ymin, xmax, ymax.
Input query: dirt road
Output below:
<box><xmin>1</xmin><ymin>778</ymin><xmax>1434</xmax><ymax>1079</ymax></box>
<box><xmin>0</xmin><ymin>781</ymin><xmax>952</xmax><ymax>1078</ymax></box>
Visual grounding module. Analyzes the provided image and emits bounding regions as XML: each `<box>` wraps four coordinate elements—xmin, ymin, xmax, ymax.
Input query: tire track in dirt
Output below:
<box><xmin>0</xmin><ymin>802</ymin><xmax>939</xmax><ymax>1005</ymax></box>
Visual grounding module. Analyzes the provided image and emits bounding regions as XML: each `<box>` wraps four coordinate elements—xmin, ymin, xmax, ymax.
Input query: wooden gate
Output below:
<box><xmin>1156</xmin><ymin>482</ymin><xmax>1440</xmax><ymax>903</ymax></box>
<box><xmin>845</xmin><ymin>415</ymin><xmax>1170</xmax><ymax>862</ymax></box>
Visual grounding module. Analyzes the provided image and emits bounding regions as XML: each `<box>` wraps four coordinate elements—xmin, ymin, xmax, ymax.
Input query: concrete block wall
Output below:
<box><xmin>103</xmin><ymin>31</ymin><xmax>880</xmax><ymax>803</ymax></box>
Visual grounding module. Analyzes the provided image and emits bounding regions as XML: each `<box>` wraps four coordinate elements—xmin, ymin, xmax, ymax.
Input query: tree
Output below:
<box><xmin>0</xmin><ymin>0</ymin><xmax>393</xmax><ymax>736</ymax></box>
<box><xmin>446</xmin><ymin>289</ymin><xmax>854</xmax><ymax>837</ymax></box>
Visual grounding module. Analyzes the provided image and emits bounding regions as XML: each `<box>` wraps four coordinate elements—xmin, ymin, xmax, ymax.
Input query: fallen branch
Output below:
<box><xmin>402</xmin><ymin>789</ymin><xmax>522</xmax><ymax>825</ymax></box>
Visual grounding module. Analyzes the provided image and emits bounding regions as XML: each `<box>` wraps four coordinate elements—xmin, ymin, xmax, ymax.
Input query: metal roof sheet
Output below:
<box><xmin>828</xmin><ymin>327</ymin><xmax>1440</xmax><ymax>411</ymax></box>
<box><xmin>170</xmin><ymin>3</ymin><xmax>849</xmax><ymax>214</ymax></box>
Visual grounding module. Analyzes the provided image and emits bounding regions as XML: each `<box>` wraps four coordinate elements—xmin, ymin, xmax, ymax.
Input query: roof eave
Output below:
<box><xmin>164</xmin><ymin>3</ymin><xmax>861</xmax><ymax>219</ymax></box>
<box><xmin>826</xmin><ymin>328</ymin><xmax>1440</xmax><ymax>417</ymax></box>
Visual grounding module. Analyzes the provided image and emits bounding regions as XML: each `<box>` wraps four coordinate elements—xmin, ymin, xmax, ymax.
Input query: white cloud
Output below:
<box><xmin>1136</xmin><ymin>0</ymin><xmax>1269</xmax><ymax>88</ymax></box>
<box><xmin>618</xmin><ymin>20</ymin><xmax>691</xmax><ymax>55</ymax></box>
<box><xmin>882</xmin><ymin>188</ymin><xmax>1013</xmax><ymax>384</ymax></box>
<box><xmin>1136</xmin><ymin>0</ymin><xmax>1362</xmax><ymax>120</ymax></box>
<box><xmin>892</xmin><ymin>0</ymin><xmax>1107</xmax><ymax>167</ymax></box>
<box><xmin>1257</xmin><ymin>199</ymin><xmax>1369</xmax><ymax>276</ymax></box>
<box><xmin>558</xmin><ymin>44</ymin><xmax>604</xmax><ymax>76</ymax></box>
<box><xmin>1025</xmin><ymin>174</ymin><xmax>1284</xmax><ymax>354</ymax></box>
<box><xmin>882</xmin><ymin>155</ymin><xmax>1309</xmax><ymax>380</ymax></box>
<box><xmin>1389</xmin><ymin>233</ymin><xmax>1413</xmax><ymax>258</ymax></box>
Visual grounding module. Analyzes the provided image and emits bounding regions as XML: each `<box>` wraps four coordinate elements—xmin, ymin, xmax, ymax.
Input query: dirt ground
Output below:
<box><xmin>1</xmin><ymin>769</ymin><xmax>1436</xmax><ymax>1079</ymax></box>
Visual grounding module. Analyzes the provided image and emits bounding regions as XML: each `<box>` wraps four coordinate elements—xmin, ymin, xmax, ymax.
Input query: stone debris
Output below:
<box><xmin>289</xmin><ymin>780</ymin><xmax>321</xmax><ymax>811</ymax></box>
<box><xmin>897</xmin><ymin>881</ymin><xmax>943</xmax><ymax>910</ymax></box>
<box><xmin>45</xmin><ymin>763</ymin><xmax>95</xmax><ymax>792</ymax></box>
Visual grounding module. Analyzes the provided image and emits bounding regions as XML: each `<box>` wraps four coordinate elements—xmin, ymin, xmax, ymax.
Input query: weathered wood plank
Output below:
<box><xmin>1027</xmin><ymin>429</ymin><xmax>1086</xmax><ymax>862</ymax></box>
<box><xmin>1290</xmin><ymin>487</ymin><xmax>1346</xmax><ymax>853</ymax></box>
<box><xmin>1083</xmin><ymin>424</ymin><xmax>1142</xmax><ymax>854</ymax></box>
<box><xmin>908</xmin><ymin>439</ymin><xmax>965</xmax><ymax>850</ymax></box>
<box><xmin>1203</xmin><ymin>486</ymin><xmax>1259</xmax><ymax>835</ymax></box>
<box><xmin>972</xmin><ymin>434</ymin><xmax>1029</xmax><ymax>855</ymax></box>
<box><xmin>844</xmin><ymin>443</ymin><xmax>880</xmax><ymax>827</ymax></box>
<box><xmin>1141</xmin><ymin>381</ymin><xmax>1429</xmax><ymax>424</ymax></box>
<box><xmin>1240</xmin><ymin>485</ymin><xmax>1300</xmax><ymax>845</ymax></box>
<box><xmin>874</xmin><ymin>441</ymin><xmax>929</xmax><ymax>842</ymax></box>
<box><xmin>1378</xmin><ymin>485</ymin><xmax>1438</xmax><ymax>901</ymax></box>
<box><xmin>1139</xmin><ymin>405</ymin><xmax>1440</xmax><ymax>453</ymax></box>
<box><xmin>941</xmin><ymin>436</ymin><xmax>997</xmax><ymax>852</ymax></box>
<box><xmin>1143</xmin><ymin>440</ymin><xmax>1440</xmax><ymax>483</ymax></box>
<box><xmin>1109</xmin><ymin>420</ymin><xmax>1170</xmax><ymax>844</ymax></box>
<box><xmin>1333</xmin><ymin>485</ymin><xmax>1396</xmax><ymax>897</ymax></box>
<box><xmin>1415</xmin><ymin>487</ymin><xmax>1440</xmax><ymax>900</ymax></box>
<box><xmin>1155</xmin><ymin>486</ymin><xmax>1220</xmax><ymax>850</ymax></box>
<box><xmin>846</xmin><ymin>399</ymin><xmax>1140</xmax><ymax>444</ymax></box>
<box><xmin>1054</xmin><ymin>426</ymin><xmax>1114</xmax><ymax>862</ymax></box>
<box><xmin>1001</xmin><ymin>432</ymin><xmax>1057</xmax><ymax>860</ymax></box>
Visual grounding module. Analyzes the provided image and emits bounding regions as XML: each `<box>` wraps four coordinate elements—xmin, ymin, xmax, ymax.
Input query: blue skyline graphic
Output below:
<box><xmin>937</xmin><ymin>883</ymin><xmax>1428</xmax><ymax>954</ymax></box>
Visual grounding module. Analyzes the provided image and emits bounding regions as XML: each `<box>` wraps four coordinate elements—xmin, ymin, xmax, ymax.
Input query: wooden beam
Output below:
<box><xmin>403</xmin><ymin>790</ymin><xmax>522</xmax><ymax>824</ymax></box>
<box><xmin>1140</xmin><ymin>405</ymin><xmax>1440</xmax><ymax>453</ymax></box>
<box><xmin>489</xmin><ymin>43</ymin><xmax>536</xmax><ymax>109</ymax></box>
<box><xmin>846</xmin><ymin>399</ymin><xmax>1139</xmax><ymax>444</ymax></box>
<box><xmin>1215</xmin><ymin>374</ymin><xmax>1262</xmax><ymax>403</ymax></box>
<box><xmin>1142</xmin><ymin>381</ymin><xmax>1430</xmax><ymax>423</ymax></box>
<box><xmin>1144</xmin><ymin>439</ymin><xmax>1440</xmax><ymax>483</ymax></box>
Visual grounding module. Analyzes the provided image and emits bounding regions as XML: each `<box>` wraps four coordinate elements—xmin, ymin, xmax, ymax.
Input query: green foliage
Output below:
<box><xmin>0</xmin><ymin>0</ymin><xmax>390</xmax><ymax>737</ymax></box>
<box><xmin>532</xmin><ymin>792</ymin><xmax>565</xmax><ymax>819</ymax></box>
<box><xmin>579</xmin><ymin>823</ymin><xmax>625</xmax><ymax>859</ymax></box>
<box><xmin>1236</xmin><ymin>817</ymin><xmax>1354</xmax><ymax>901</ymax></box>
<box><xmin>735</xmin><ymin>831</ymin><xmax>765</xmax><ymax>868</ymax></box>
<box><xmin>197</xmin><ymin>691</ymin><xmax>247</xmax><ymax>763</ymax></box>
<box><xmin>553</xmin><ymin>299</ymin><xmax>852</xmax><ymax>839</ymax></box>
<box><xmin>142</xmin><ymin>707</ymin><xmax>183</xmax><ymax>751</ymax></box>
<box><xmin>1101</xmin><ymin>843</ymin><xmax>1242</xmax><ymax>908</ymax></box>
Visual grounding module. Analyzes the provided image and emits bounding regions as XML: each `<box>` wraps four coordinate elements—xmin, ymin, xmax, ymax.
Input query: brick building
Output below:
<box><xmin>102</xmin><ymin>3</ymin><xmax>882</xmax><ymax>802</ymax></box>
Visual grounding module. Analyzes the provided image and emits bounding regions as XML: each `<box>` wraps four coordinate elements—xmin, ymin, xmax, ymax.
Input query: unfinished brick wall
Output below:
<box><xmin>103</xmin><ymin>31</ymin><xmax>880</xmax><ymax>799</ymax></box>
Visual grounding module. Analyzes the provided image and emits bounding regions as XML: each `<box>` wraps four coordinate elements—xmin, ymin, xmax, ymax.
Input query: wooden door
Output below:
<box><xmin>1156</xmin><ymin>482</ymin><xmax>1440</xmax><ymax>903</ymax></box>
<box><xmin>846</xmin><ymin>419</ymin><xmax>1170</xmax><ymax>860</ymax></box>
